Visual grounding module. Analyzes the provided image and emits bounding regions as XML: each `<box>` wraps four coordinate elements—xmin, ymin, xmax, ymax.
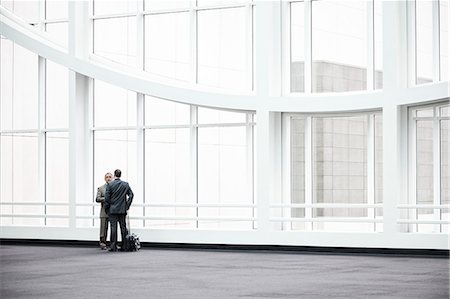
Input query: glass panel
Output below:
<box><xmin>197</xmin><ymin>7</ymin><xmax>249</xmax><ymax>91</ymax></box>
<box><xmin>94</xmin><ymin>0</ymin><xmax>137</xmax><ymax>15</ymax></box>
<box><xmin>441</xmin><ymin>120</ymin><xmax>449</xmax><ymax>205</ymax></box>
<box><xmin>312</xmin><ymin>0</ymin><xmax>367</xmax><ymax>93</ymax></box>
<box><xmin>45</xmin><ymin>22</ymin><xmax>68</xmax><ymax>48</ymax></box>
<box><xmin>416</xmin><ymin>120</ymin><xmax>434</xmax><ymax>204</ymax></box>
<box><xmin>14</xmin><ymin>43</ymin><xmax>38</xmax><ymax>130</ymax></box>
<box><xmin>145</xmin><ymin>0</ymin><xmax>190</xmax><ymax>10</ymax></box>
<box><xmin>93</xmin><ymin>17</ymin><xmax>137</xmax><ymax>67</ymax></box>
<box><xmin>375</xmin><ymin>114</ymin><xmax>383</xmax><ymax>206</ymax></box>
<box><xmin>46</xmin><ymin>0</ymin><xmax>68</xmax><ymax>20</ymax></box>
<box><xmin>374</xmin><ymin>0</ymin><xmax>383</xmax><ymax>89</ymax></box>
<box><xmin>145</xmin><ymin>96</ymin><xmax>190</xmax><ymax>126</ymax></box>
<box><xmin>416</xmin><ymin>0</ymin><xmax>434</xmax><ymax>84</ymax></box>
<box><xmin>198</xmin><ymin>126</ymin><xmax>252</xmax><ymax>229</ymax></box>
<box><xmin>0</xmin><ymin>133</ymin><xmax>40</xmax><ymax>225</ymax></box>
<box><xmin>312</xmin><ymin>116</ymin><xmax>368</xmax><ymax>218</ymax></box>
<box><xmin>144</xmin><ymin>129</ymin><xmax>193</xmax><ymax>229</ymax></box>
<box><xmin>197</xmin><ymin>0</ymin><xmax>250</xmax><ymax>6</ymax></box>
<box><xmin>440</xmin><ymin>0</ymin><xmax>449</xmax><ymax>81</ymax></box>
<box><xmin>46</xmin><ymin>60</ymin><xmax>69</xmax><ymax>129</ymax></box>
<box><xmin>290</xmin><ymin>1</ymin><xmax>305</xmax><ymax>93</ymax></box>
<box><xmin>291</xmin><ymin>118</ymin><xmax>306</xmax><ymax>230</ymax></box>
<box><xmin>416</xmin><ymin>107</ymin><xmax>434</xmax><ymax>117</ymax></box>
<box><xmin>46</xmin><ymin>132</ymin><xmax>69</xmax><ymax>203</ymax></box>
<box><xmin>94</xmin><ymin>80</ymin><xmax>136</xmax><ymax>127</ymax></box>
<box><xmin>0</xmin><ymin>38</ymin><xmax>13</xmax><ymax>130</ymax></box>
<box><xmin>13</xmin><ymin>0</ymin><xmax>40</xmax><ymax>22</ymax></box>
<box><xmin>144</xmin><ymin>12</ymin><xmax>190</xmax><ymax>81</ymax></box>
<box><xmin>440</xmin><ymin>105</ymin><xmax>449</xmax><ymax>117</ymax></box>
<box><xmin>198</xmin><ymin>107</ymin><xmax>247</xmax><ymax>124</ymax></box>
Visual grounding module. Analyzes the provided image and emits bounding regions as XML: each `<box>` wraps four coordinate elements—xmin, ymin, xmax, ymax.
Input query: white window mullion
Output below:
<box><xmin>409</xmin><ymin>111</ymin><xmax>417</xmax><ymax>233</ymax></box>
<box><xmin>190</xmin><ymin>106</ymin><xmax>198</xmax><ymax>228</ymax></box>
<box><xmin>433</xmin><ymin>108</ymin><xmax>441</xmax><ymax>232</ymax></box>
<box><xmin>305</xmin><ymin>0</ymin><xmax>312</xmax><ymax>94</ymax></box>
<box><xmin>137</xmin><ymin>93</ymin><xmax>145</xmax><ymax>228</ymax></box>
<box><xmin>367</xmin><ymin>0</ymin><xmax>374</xmax><ymax>91</ymax></box>
<box><xmin>245</xmin><ymin>3</ymin><xmax>253</xmax><ymax>91</ymax></box>
<box><xmin>367</xmin><ymin>114</ymin><xmax>375</xmax><ymax>231</ymax></box>
<box><xmin>282</xmin><ymin>115</ymin><xmax>292</xmax><ymax>231</ymax></box>
<box><xmin>246</xmin><ymin>113</ymin><xmax>255</xmax><ymax>229</ymax></box>
<box><xmin>305</xmin><ymin>116</ymin><xmax>313</xmax><ymax>231</ymax></box>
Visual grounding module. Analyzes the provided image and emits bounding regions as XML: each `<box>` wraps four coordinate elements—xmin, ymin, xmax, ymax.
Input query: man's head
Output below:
<box><xmin>104</xmin><ymin>172</ymin><xmax>113</xmax><ymax>183</ymax></box>
<box><xmin>114</xmin><ymin>169</ymin><xmax>122</xmax><ymax>178</ymax></box>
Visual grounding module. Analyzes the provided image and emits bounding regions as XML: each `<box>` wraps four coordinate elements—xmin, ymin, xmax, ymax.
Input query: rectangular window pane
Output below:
<box><xmin>312</xmin><ymin>116</ymin><xmax>368</xmax><ymax>229</ymax></box>
<box><xmin>145</xmin><ymin>96</ymin><xmax>190</xmax><ymax>126</ymax></box>
<box><xmin>45</xmin><ymin>22</ymin><xmax>68</xmax><ymax>48</ymax></box>
<box><xmin>416</xmin><ymin>0</ymin><xmax>434</xmax><ymax>84</ymax></box>
<box><xmin>0</xmin><ymin>133</ymin><xmax>41</xmax><ymax>226</ymax></box>
<box><xmin>46</xmin><ymin>0</ymin><xmax>68</xmax><ymax>20</ymax></box>
<box><xmin>144</xmin><ymin>129</ymin><xmax>194</xmax><ymax>229</ymax></box>
<box><xmin>13</xmin><ymin>0</ymin><xmax>40</xmax><ymax>22</ymax></box>
<box><xmin>93</xmin><ymin>0</ymin><xmax>137</xmax><ymax>15</ymax></box>
<box><xmin>290</xmin><ymin>1</ymin><xmax>305</xmax><ymax>93</ymax></box>
<box><xmin>93</xmin><ymin>17</ymin><xmax>137</xmax><ymax>67</ymax></box>
<box><xmin>440</xmin><ymin>0</ymin><xmax>449</xmax><ymax>81</ymax></box>
<box><xmin>291</xmin><ymin>118</ymin><xmax>306</xmax><ymax>230</ymax></box>
<box><xmin>198</xmin><ymin>107</ymin><xmax>247</xmax><ymax>124</ymax></box>
<box><xmin>416</xmin><ymin>120</ymin><xmax>434</xmax><ymax>204</ymax></box>
<box><xmin>198</xmin><ymin>126</ymin><xmax>253</xmax><ymax>230</ymax></box>
<box><xmin>144</xmin><ymin>0</ymin><xmax>190</xmax><ymax>11</ymax></box>
<box><xmin>94</xmin><ymin>80</ymin><xmax>136</xmax><ymax>127</ymax></box>
<box><xmin>312</xmin><ymin>1</ymin><xmax>367</xmax><ymax>93</ymax></box>
<box><xmin>197</xmin><ymin>7</ymin><xmax>250</xmax><ymax>91</ymax></box>
<box><xmin>46</xmin><ymin>60</ymin><xmax>69</xmax><ymax>129</ymax></box>
<box><xmin>3</xmin><ymin>43</ymin><xmax>39</xmax><ymax>130</ymax></box>
<box><xmin>144</xmin><ymin>12</ymin><xmax>189</xmax><ymax>81</ymax></box>
<box><xmin>46</xmin><ymin>132</ymin><xmax>69</xmax><ymax>227</ymax></box>
<box><xmin>0</xmin><ymin>38</ymin><xmax>13</xmax><ymax>130</ymax></box>
<box><xmin>197</xmin><ymin>0</ymin><xmax>250</xmax><ymax>6</ymax></box>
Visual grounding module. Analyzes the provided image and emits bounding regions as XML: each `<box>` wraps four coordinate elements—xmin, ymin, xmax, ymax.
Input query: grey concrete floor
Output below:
<box><xmin>0</xmin><ymin>245</ymin><xmax>449</xmax><ymax>299</ymax></box>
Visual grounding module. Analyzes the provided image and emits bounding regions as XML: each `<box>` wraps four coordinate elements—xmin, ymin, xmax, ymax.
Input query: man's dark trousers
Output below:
<box><xmin>109</xmin><ymin>214</ymin><xmax>127</xmax><ymax>251</ymax></box>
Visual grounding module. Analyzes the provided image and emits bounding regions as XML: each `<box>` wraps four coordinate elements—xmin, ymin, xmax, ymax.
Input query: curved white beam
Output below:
<box><xmin>1</xmin><ymin>6</ymin><xmax>448</xmax><ymax>112</ymax></box>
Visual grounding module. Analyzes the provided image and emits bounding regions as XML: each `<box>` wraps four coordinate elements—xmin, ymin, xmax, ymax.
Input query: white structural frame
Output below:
<box><xmin>1</xmin><ymin>1</ymin><xmax>449</xmax><ymax>250</ymax></box>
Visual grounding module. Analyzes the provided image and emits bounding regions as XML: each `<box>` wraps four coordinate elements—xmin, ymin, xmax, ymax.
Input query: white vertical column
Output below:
<box><xmin>246</xmin><ymin>113</ymin><xmax>255</xmax><ymax>229</ymax></box>
<box><xmin>137</xmin><ymin>0</ymin><xmax>145</xmax><ymax>227</ymax></box>
<box><xmin>433</xmin><ymin>108</ymin><xmax>441</xmax><ymax>232</ymax></box>
<box><xmin>407</xmin><ymin>0</ymin><xmax>416</xmax><ymax>87</ymax></box>
<box><xmin>384</xmin><ymin>0</ymin><xmax>408</xmax><ymax>91</ymax></box>
<box><xmin>367</xmin><ymin>114</ymin><xmax>375</xmax><ymax>231</ymax></box>
<box><xmin>38</xmin><ymin>56</ymin><xmax>46</xmax><ymax>224</ymax></box>
<box><xmin>189</xmin><ymin>1</ymin><xmax>197</xmax><ymax>84</ymax></box>
<box><xmin>382</xmin><ymin>105</ymin><xmax>402</xmax><ymax>234</ymax></box>
<box><xmin>281</xmin><ymin>115</ymin><xmax>291</xmax><ymax>230</ymax></box>
<box><xmin>190</xmin><ymin>106</ymin><xmax>198</xmax><ymax>228</ymax></box>
<box><xmin>68</xmin><ymin>0</ymin><xmax>90</xmax><ymax>229</ymax></box>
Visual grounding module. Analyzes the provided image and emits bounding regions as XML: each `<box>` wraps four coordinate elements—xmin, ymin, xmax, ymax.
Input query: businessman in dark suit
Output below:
<box><xmin>104</xmin><ymin>169</ymin><xmax>134</xmax><ymax>252</ymax></box>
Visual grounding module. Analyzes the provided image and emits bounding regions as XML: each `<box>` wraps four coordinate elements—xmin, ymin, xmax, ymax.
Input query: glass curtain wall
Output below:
<box><xmin>286</xmin><ymin>112</ymin><xmax>382</xmax><ymax>232</ymax></box>
<box><xmin>409</xmin><ymin>102</ymin><xmax>450</xmax><ymax>233</ymax></box>
<box><xmin>290</xmin><ymin>0</ymin><xmax>383</xmax><ymax>93</ymax></box>
<box><xmin>92</xmin><ymin>0</ymin><xmax>253</xmax><ymax>92</ymax></box>
<box><xmin>0</xmin><ymin>0</ymin><xmax>69</xmax><ymax>227</ymax></box>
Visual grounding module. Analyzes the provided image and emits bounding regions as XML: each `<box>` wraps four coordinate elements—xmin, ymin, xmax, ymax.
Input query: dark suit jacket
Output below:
<box><xmin>105</xmin><ymin>178</ymin><xmax>133</xmax><ymax>215</ymax></box>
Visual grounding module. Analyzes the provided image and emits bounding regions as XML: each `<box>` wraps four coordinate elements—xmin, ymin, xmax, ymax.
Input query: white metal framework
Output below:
<box><xmin>0</xmin><ymin>1</ymin><xmax>449</xmax><ymax>250</ymax></box>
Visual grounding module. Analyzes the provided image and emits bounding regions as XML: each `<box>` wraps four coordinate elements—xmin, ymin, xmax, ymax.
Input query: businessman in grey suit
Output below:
<box><xmin>96</xmin><ymin>172</ymin><xmax>113</xmax><ymax>249</ymax></box>
<box><xmin>105</xmin><ymin>169</ymin><xmax>134</xmax><ymax>252</ymax></box>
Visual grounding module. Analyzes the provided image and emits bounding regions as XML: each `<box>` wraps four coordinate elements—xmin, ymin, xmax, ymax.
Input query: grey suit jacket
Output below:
<box><xmin>96</xmin><ymin>184</ymin><xmax>108</xmax><ymax>218</ymax></box>
<box><xmin>105</xmin><ymin>178</ymin><xmax>133</xmax><ymax>215</ymax></box>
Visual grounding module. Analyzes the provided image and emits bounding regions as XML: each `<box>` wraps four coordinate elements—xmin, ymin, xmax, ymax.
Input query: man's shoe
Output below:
<box><xmin>108</xmin><ymin>248</ymin><xmax>117</xmax><ymax>252</ymax></box>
